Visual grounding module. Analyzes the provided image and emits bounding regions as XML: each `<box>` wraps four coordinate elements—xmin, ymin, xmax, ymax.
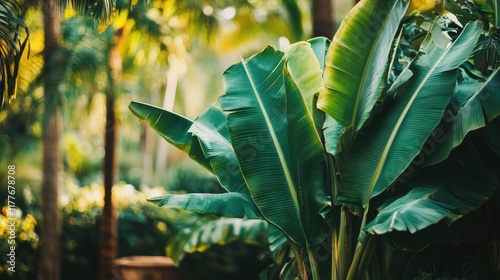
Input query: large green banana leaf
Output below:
<box><xmin>129</xmin><ymin>101</ymin><xmax>213</xmax><ymax>172</ymax></box>
<box><xmin>308</xmin><ymin>38</ymin><xmax>333</xmax><ymax>144</ymax></box>
<box><xmin>450</xmin><ymin>64</ymin><xmax>487</xmax><ymax>106</ymax></box>
<box><xmin>323</xmin><ymin>115</ymin><xmax>343</xmax><ymax>156</ymax></box>
<box><xmin>130</xmin><ymin>102</ymin><xmax>262</xmax><ymax>218</ymax></box>
<box><xmin>364</xmin><ymin>138</ymin><xmax>498</xmax><ymax>235</ymax></box>
<box><xmin>424</xmin><ymin>67</ymin><xmax>500</xmax><ymax>166</ymax></box>
<box><xmin>317</xmin><ymin>0</ymin><xmax>410</xmax><ymax>132</ymax></box>
<box><xmin>335</xmin><ymin>22</ymin><xmax>483</xmax><ymax>215</ymax></box>
<box><xmin>166</xmin><ymin>217</ymin><xmax>268</xmax><ymax>265</ymax></box>
<box><xmin>285</xmin><ymin>41</ymin><xmax>324</xmax><ymax>116</ymax></box>
<box><xmin>219</xmin><ymin>47</ymin><xmax>329</xmax><ymax>246</ymax></box>
<box><xmin>188</xmin><ymin>104</ymin><xmax>249</xmax><ymax>193</ymax></box>
<box><xmin>284</xmin><ymin>38</ymin><xmax>330</xmax><ymax>138</ymax></box>
<box><xmin>308</xmin><ymin>37</ymin><xmax>330</xmax><ymax>74</ymax></box>
<box><xmin>129</xmin><ymin>102</ymin><xmax>250</xmax><ymax>194</ymax></box>
<box><xmin>148</xmin><ymin>193</ymin><xmax>262</xmax><ymax>219</ymax></box>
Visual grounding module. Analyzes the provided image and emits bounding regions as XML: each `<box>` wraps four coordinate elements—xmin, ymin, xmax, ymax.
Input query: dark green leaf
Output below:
<box><xmin>129</xmin><ymin>101</ymin><xmax>213</xmax><ymax>172</ymax></box>
<box><xmin>219</xmin><ymin>46</ymin><xmax>329</xmax><ymax>246</ymax></box>
<box><xmin>365</xmin><ymin>138</ymin><xmax>498</xmax><ymax>235</ymax></box>
<box><xmin>149</xmin><ymin>193</ymin><xmax>262</xmax><ymax>219</ymax></box>
<box><xmin>189</xmin><ymin>104</ymin><xmax>249</xmax><ymax>193</ymax></box>
<box><xmin>318</xmin><ymin>0</ymin><xmax>410</xmax><ymax>131</ymax></box>
<box><xmin>336</xmin><ymin>22</ymin><xmax>483</xmax><ymax>215</ymax></box>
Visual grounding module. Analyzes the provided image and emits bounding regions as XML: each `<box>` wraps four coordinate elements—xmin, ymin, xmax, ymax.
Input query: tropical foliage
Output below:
<box><xmin>0</xmin><ymin>0</ymin><xmax>29</xmax><ymax>108</ymax></box>
<box><xmin>130</xmin><ymin>0</ymin><xmax>500</xmax><ymax>279</ymax></box>
<box><xmin>1</xmin><ymin>0</ymin><xmax>318</xmax><ymax>280</ymax></box>
<box><xmin>0</xmin><ymin>182</ymin><xmax>189</xmax><ymax>280</ymax></box>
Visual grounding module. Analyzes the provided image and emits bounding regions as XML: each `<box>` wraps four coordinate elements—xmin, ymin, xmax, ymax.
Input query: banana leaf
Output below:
<box><xmin>129</xmin><ymin>101</ymin><xmax>213</xmax><ymax>172</ymax></box>
<box><xmin>129</xmin><ymin>102</ymin><xmax>252</xmax><ymax>195</ymax></box>
<box><xmin>284</xmin><ymin>39</ymin><xmax>329</xmax><ymax>138</ymax></box>
<box><xmin>219</xmin><ymin>46</ymin><xmax>329</xmax><ymax>246</ymax></box>
<box><xmin>188</xmin><ymin>104</ymin><xmax>249</xmax><ymax>193</ymax></box>
<box><xmin>445</xmin><ymin>0</ymin><xmax>497</xmax><ymax>27</ymax></box>
<box><xmin>285</xmin><ymin>41</ymin><xmax>324</xmax><ymax>116</ymax></box>
<box><xmin>318</xmin><ymin>0</ymin><xmax>410</xmax><ymax>132</ymax></box>
<box><xmin>323</xmin><ymin>115</ymin><xmax>343</xmax><ymax>156</ymax></box>
<box><xmin>335</xmin><ymin>22</ymin><xmax>483</xmax><ymax>215</ymax></box>
<box><xmin>424</xmin><ymin>67</ymin><xmax>500</xmax><ymax>166</ymax></box>
<box><xmin>148</xmin><ymin>193</ymin><xmax>262</xmax><ymax>219</ymax></box>
<box><xmin>307</xmin><ymin>37</ymin><xmax>330</xmax><ymax>75</ymax></box>
<box><xmin>130</xmin><ymin>102</ymin><xmax>263</xmax><ymax>218</ymax></box>
<box><xmin>364</xmin><ymin>138</ymin><xmax>498</xmax><ymax>235</ymax></box>
<box><xmin>382</xmin><ymin>187</ymin><xmax>500</xmax><ymax>252</ymax></box>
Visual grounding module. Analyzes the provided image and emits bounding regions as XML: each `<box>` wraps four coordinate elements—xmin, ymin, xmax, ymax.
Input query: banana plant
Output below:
<box><xmin>130</xmin><ymin>0</ymin><xmax>500</xmax><ymax>279</ymax></box>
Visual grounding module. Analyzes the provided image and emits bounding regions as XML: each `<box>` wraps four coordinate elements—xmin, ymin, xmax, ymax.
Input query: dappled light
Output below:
<box><xmin>1</xmin><ymin>0</ymin><xmax>500</xmax><ymax>280</ymax></box>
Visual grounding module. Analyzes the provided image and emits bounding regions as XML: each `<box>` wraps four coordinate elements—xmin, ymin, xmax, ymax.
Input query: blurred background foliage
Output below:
<box><xmin>0</xmin><ymin>0</ymin><xmax>364</xmax><ymax>279</ymax></box>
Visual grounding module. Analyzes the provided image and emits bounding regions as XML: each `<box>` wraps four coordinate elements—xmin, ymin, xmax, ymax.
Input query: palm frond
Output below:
<box><xmin>38</xmin><ymin>16</ymin><xmax>113</xmax><ymax>124</ymax></box>
<box><xmin>61</xmin><ymin>16</ymin><xmax>111</xmax><ymax>81</ymax></box>
<box><xmin>0</xmin><ymin>0</ymin><xmax>29</xmax><ymax>108</ymax></box>
<box><xmin>62</xmin><ymin>0</ymin><xmax>117</xmax><ymax>27</ymax></box>
<box><xmin>59</xmin><ymin>17</ymin><xmax>113</xmax><ymax>115</ymax></box>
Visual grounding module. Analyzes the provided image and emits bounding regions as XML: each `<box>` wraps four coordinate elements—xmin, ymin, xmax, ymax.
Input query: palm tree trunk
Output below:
<box><xmin>99</xmin><ymin>93</ymin><xmax>117</xmax><ymax>280</ymax></box>
<box><xmin>99</xmin><ymin>29</ymin><xmax>122</xmax><ymax>280</ymax></box>
<box><xmin>39</xmin><ymin>0</ymin><xmax>62</xmax><ymax>279</ymax></box>
<box><xmin>312</xmin><ymin>0</ymin><xmax>334</xmax><ymax>38</ymax></box>
<box><xmin>40</xmin><ymin>110</ymin><xmax>62</xmax><ymax>280</ymax></box>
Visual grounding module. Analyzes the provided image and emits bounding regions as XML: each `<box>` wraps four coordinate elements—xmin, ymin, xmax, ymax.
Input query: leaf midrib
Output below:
<box><xmin>351</xmin><ymin>0</ymin><xmax>399</xmax><ymax>131</ymax></box>
<box><xmin>463</xmin><ymin>67</ymin><xmax>500</xmax><ymax>111</ymax></box>
<box><xmin>240</xmin><ymin>57</ymin><xmax>303</xmax><ymax>226</ymax></box>
<box><xmin>495</xmin><ymin>0</ymin><xmax>499</xmax><ymax>28</ymax></box>
<box><xmin>367</xmin><ymin>37</ymin><xmax>450</xmax><ymax>205</ymax></box>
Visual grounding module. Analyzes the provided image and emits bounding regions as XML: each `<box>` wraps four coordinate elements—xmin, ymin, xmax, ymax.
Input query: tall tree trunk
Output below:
<box><xmin>99</xmin><ymin>29</ymin><xmax>122</xmax><ymax>280</ymax></box>
<box><xmin>312</xmin><ymin>0</ymin><xmax>334</xmax><ymax>38</ymax></box>
<box><xmin>99</xmin><ymin>93</ymin><xmax>117</xmax><ymax>280</ymax></box>
<box><xmin>39</xmin><ymin>0</ymin><xmax>62</xmax><ymax>279</ymax></box>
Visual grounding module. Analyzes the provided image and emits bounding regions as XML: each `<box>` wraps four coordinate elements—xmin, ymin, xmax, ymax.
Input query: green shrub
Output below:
<box><xmin>0</xmin><ymin>182</ymin><xmax>188</xmax><ymax>280</ymax></box>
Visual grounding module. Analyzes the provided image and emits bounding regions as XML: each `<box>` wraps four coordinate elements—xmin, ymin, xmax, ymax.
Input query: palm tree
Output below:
<box><xmin>39</xmin><ymin>1</ymin><xmax>116</xmax><ymax>280</ymax></box>
<box><xmin>0</xmin><ymin>0</ymin><xmax>29</xmax><ymax>108</ymax></box>
<box><xmin>40</xmin><ymin>2</ymin><xmax>63</xmax><ymax>279</ymax></box>
<box><xmin>100</xmin><ymin>24</ymin><xmax>122</xmax><ymax>280</ymax></box>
